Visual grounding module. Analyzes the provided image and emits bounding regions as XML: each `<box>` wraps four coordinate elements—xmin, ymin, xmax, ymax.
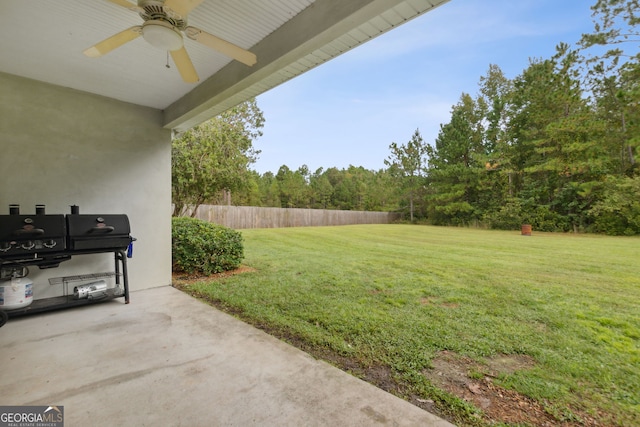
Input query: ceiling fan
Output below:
<box><xmin>83</xmin><ymin>0</ymin><xmax>257</xmax><ymax>83</ymax></box>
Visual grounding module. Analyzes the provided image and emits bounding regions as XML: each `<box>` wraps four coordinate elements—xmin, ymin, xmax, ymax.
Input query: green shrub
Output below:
<box><xmin>171</xmin><ymin>217</ymin><xmax>244</xmax><ymax>275</ymax></box>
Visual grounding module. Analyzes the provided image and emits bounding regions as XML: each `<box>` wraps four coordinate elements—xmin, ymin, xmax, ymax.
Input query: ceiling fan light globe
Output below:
<box><xmin>141</xmin><ymin>21</ymin><xmax>183</xmax><ymax>51</ymax></box>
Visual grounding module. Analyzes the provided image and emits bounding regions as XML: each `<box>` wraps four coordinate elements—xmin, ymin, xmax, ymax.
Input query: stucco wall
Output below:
<box><xmin>0</xmin><ymin>72</ymin><xmax>172</xmax><ymax>299</ymax></box>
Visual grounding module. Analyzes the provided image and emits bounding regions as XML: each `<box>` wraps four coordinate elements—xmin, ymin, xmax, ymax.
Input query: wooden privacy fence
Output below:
<box><xmin>192</xmin><ymin>205</ymin><xmax>401</xmax><ymax>229</ymax></box>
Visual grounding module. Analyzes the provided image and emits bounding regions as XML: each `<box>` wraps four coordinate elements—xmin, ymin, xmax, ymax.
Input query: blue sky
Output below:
<box><xmin>252</xmin><ymin>0</ymin><xmax>597</xmax><ymax>175</ymax></box>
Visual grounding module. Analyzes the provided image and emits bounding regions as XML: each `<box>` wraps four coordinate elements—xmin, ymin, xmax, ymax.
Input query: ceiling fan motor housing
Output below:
<box><xmin>141</xmin><ymin>20</ymin><xmax>183</xmax><ymax>51</ymax></box>
<box><xmin>139</xmin><ymin>1</ymin><xmax>187</xmax><ymax>28</ymax></box>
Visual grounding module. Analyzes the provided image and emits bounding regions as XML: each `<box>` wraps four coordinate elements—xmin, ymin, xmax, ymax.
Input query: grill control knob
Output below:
<box><xmin>21</xmin><ymin>240</ymin><xmax>35</xmax><ymax>250</ymax></box>
<box><xmin>0</xmin><ymin>242</ymin><xmax>11</xmax><ymax>252</ymax></box>
<box><xmin>43</xmin><ymin>239</ymin><xmax>57</xmax><ymax>248</ymax></box>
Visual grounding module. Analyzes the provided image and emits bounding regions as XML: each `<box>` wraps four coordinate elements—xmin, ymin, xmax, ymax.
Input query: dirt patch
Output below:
<box><xmin>440</xmin><ymin>302</ymin><xmax>459</xmax><ymax>309</ymax></box>
<box><xmin>172</xmin><ymin>265</ymin><xmax>256</xmax><ymax>286</ymax></box>
<box><xmin>423</xmin><ymin>351</ymin><xmax>599</xmax><ymax>426</ymax></box>
<box><xmin>419</xmin><ymin>297</ymin><xmax>459</xmax><ymax>309</ymax></box>
<box><xmin>486</xmin><ymin>353</ymin><xmax>536</xmax><ymax>376</ymax></box>
<box><xmin>420</xmin><ymin>297</ymin><xmax>434</xmax><ymax>305</ymax></box>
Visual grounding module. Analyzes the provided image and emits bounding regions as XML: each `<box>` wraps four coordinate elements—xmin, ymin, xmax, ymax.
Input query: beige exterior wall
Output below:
<box><xmin>0</xmin><ymin>72</ymin><xmax>172</xmax><ymax>298</ymax></box>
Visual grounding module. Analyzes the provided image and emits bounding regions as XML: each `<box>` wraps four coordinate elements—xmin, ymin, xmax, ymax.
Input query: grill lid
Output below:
<box><xmin>66</xmin><ymin>214</ymin><xmax>131</xmax><ymax>251</ymax></box>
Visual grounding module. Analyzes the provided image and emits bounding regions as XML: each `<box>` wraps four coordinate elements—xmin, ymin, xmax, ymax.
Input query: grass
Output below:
<box><xmin>176</xmin><ymin>224</ymin><xmax>640</xmax><ymax>426</ymax></box>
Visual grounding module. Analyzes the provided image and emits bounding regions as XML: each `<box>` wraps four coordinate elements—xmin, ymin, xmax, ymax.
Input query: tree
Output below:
<box><xmin>589</xmin><ymin>63</ymin><xmax>640</xmax><ymax>175</ymax></box>
<box><xmin>343</xmin><ymin>166</ymin><xmax>372</xmax><ymax>211</ymax></box>
<box><xmin>385</xmin><ymin>129</ymin><xmax>428</xmax><ymax>221</ymax></box>
<box><xmin>478</xmin><ymin>64</ymin><xmax>512</xmax><ymax>155</ymax></box>
<box><xmin>580</xmin><ymin>0</ymin><xmax>640</xmax><ymax>173</ymax></box>
<box><xmin>368</xmin><ymin>168</ymin><xmax>401</xmax><ymax>212</ymax></box>
<box><xmin>588</xmin><ymin>175</ymin><xmax>640</xmax><ymax>234</ymax></box>
<box><xmin>309</xmin><ymin>167</ymin><xmax>333</xmax><ymax>209</ymax></box>
<box><xmin>580</xmin><ymin>0</ymin><xmax>639</xmax><ymax>56</ymax></box>
<box><xmin>506</xmin><ymin>46</ymin><xmax>611</xmax><ymax>231</ymax></box>
<box><xmin>425</xmin><ymin>94</ymin><xmax>485</xmax><ymax>225</ymax></box>
<box><xmin>172</xmin><ymin>99</ymin><xmax>264</xmax><ymax>216</ymax></box>
<box><xmin>476</xmin><ymin>64</ymin><xmax>514</xmax><ymax>210</ymax></box>
<box><xmin>230</xmin><ymin>170</ymin><xmax>262</xmax><ymax>206</ymax></box>
<box><xmin>276</xmin><ymin>165</ymin><xmax>309</xmax><ymax>208</ymax></box>
<box><xmin>325</xmin><ymin>167</ymin><xmax>354</xmax><ymax>210</ymax></box>
<box><xmin>256</xmin><ymin>171</ymin><xmax>281</xmax><ymax>207</ymax></box>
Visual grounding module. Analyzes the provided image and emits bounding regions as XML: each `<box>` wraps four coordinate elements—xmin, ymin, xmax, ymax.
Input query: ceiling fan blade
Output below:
<box><xmin>185</xmin><ymin>26</ymin><xmax>257</xmax><ymax>66</ymax></box>
<box><xmin>170</xmin><ymin>47</ymin><xmax>199</xmax><ymax>83</ymax></box>
<box><xmin>164</xmin><ymin>0</ymin><xmax>204</xmax><ymax>18</ymax></box>
<box><xmin>83</xmin><ymin>26</ymin><xmax>141</xmax><ymax>57</ymax></box>
<box><xmin>106</xmin><ymin>0</ymin><xmax>141</xmax><ymax>12</ymax></box>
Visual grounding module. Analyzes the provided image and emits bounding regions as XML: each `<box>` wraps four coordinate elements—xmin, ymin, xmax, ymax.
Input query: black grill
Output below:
<box><xmin>0</xmin><ymin>213</ymin><xmax>66</xmax><ymax>257</ymax></box>
<box><xmin>0</xmin><ymin>205</ymin><xmax>134</xmax><ymax>320</ymax></box>
<box><xmin>0</xmin><ymin>205</ymin><xmax>133</xmax><ymax>268</ymax></box>
<box><xmin>66</xmin><ymin>214</ymin><xmax>131</xmax><ymax>251</ymax></box>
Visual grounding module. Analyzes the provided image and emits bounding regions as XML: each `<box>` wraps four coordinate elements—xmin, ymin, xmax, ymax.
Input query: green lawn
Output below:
<box><xmin>176</xmin><ymin>224</ymin><xmax>640</xmax><ymax>426</ymax></box>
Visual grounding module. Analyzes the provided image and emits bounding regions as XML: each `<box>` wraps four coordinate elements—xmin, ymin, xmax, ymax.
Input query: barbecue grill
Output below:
<box><xmin>0</xmin><ymin>204</ymin><xmax>66</xmax><ymax>262</ymax></box>
<box><xmin>0</xmin><ymin>204</ymin><xmax>134</xmax><ymax>325</ymax></box>
<box><xmin>0</xmin><ymin>204</ymin><xmax>133</xmax><ymax>266</ymax></box>
<box><xmin>66</xmin><ymin>213</ymin><xmax>131</xmax><ymax>252</ymax></box>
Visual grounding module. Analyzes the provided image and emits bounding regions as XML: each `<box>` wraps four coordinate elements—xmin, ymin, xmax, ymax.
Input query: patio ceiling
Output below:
<box><xmin>0</xmin><ymin>0</ymin><xmax>449</xmax><ymax>132</ymax></box>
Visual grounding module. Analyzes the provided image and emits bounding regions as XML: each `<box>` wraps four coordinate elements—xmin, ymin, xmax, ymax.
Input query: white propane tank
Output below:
<box><xmin>0</xmin><ymin>277</ymin><xmax>33</xmax><ymax>310</ymax></box>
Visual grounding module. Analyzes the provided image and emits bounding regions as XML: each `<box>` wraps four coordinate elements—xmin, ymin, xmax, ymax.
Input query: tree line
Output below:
<box><xmin>172</xmin><ymin>0</ymin><xmax>639</xmax><ymax>235</ymax></box>
<box><xmin>417</xmin><ymin>0</ymin><xmax>639</xmax><ymax>234</ymax></box>
<box><xmin>227</xmin><ymin>165</ymin><xmax>402</xmax><ymax>212</ymax></box>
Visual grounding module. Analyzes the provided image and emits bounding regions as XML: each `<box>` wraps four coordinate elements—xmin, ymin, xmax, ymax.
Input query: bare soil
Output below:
<box><xmin>172</xmin><ymin>266</ymin><xmax>256</xmax><ymax>284</ymax></box>
<box><xmin>173</xmin><ymin>269</ymin><xmax>604</xmax><ymax>426</ymax></box>
<box><xmin>423</xmin><ymin>350</ymin><xmax>603</xmax><ymax>426</ymax></box>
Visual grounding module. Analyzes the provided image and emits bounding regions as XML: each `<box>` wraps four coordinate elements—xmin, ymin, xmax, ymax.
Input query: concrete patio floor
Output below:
<box><xmin>1</xmin><ymin>286</ymin><xmax>454</xmax><ymax>426</ymax></box>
